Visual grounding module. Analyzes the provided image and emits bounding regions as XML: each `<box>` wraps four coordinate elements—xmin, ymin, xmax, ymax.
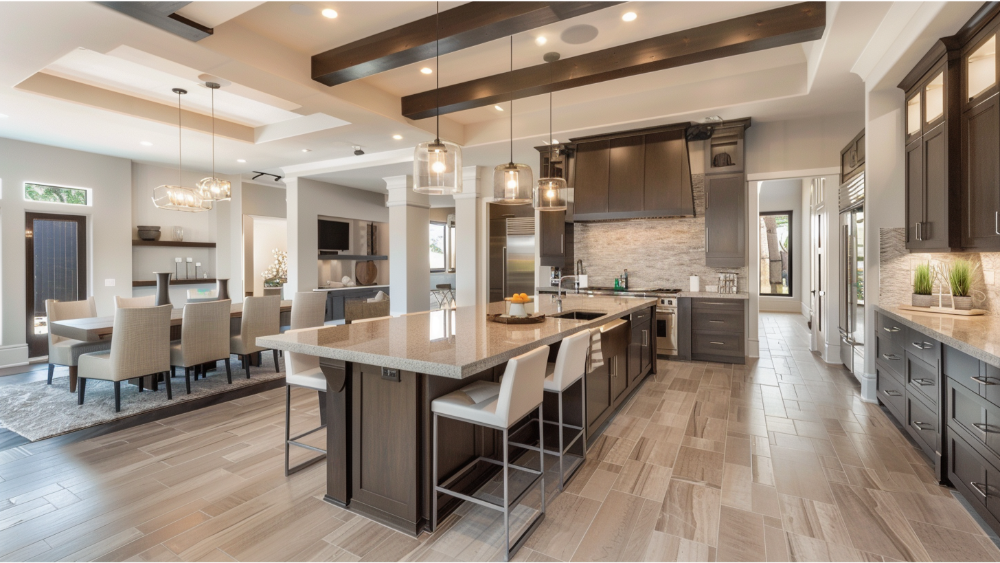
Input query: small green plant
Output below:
<box><xmin>913</xmin><ymin>263</ymin><xmax>933</xmax><ymax>295</ymax></box>
<box><xmin>949</xmin><ymin>259</ymin><xmax>973</xmax><ymax>297</ymax></box>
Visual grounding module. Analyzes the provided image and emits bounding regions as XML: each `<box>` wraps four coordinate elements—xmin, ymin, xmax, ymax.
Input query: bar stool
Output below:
<box><xmin>541</xmin><ymin>330</ymin><xmax>590</xmax><ymax>490</ymax></box>
<box><xmin>431</xmin><ymin>345</ymin><xmax>549</xmax><ymax>561</ymax></box>
<box><xmin>283</xmin><ymin>339</ymin><xmax>327</xmax><ymax>475</ymax></box>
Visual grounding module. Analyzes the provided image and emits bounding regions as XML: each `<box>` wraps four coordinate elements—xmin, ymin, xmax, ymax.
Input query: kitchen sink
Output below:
<box><xmin>550</xmin><ymin>310</ymin><xmax>607</xmax><ymax>321</ymax></box>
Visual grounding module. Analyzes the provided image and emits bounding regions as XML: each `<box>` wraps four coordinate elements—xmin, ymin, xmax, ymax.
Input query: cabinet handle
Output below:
<box><xmin>710</xmin><ymin>341</ymin><xmax>725</xmax><ymax>345</ymax></box>
<box><xmin>642</xmin><ymin>329</ymin><xmax>648</xmax><ymax>347</ymax></box>
<box><xmin>916</xmin><ymin>222</ymin><xmax>922</xmax><ymax>241</ymax></box>
<box><xmin>561</xmin><ymin>234</ymin><xmax>564</xmax><ymax>254</ymax></box>
<box><xmin>972</xmin><ymin>481</ymin><xmax>990</xmax><ymax>498</ymax></box>
<box><xmin>912</xmin><ymin>378</ymin><xmax>935</xmax><ymax>386</ymax></box>
<box><xmin>709</xmin><ymin>320</ymin><xmax>725</xmax><ymax>323</ymax></box>
<box><xmin>881</xmin><ymin>353</ymin><xmax>900</xmax><ymax>361</ymax></box>
<box><xmin>912</xmin><ymin>421</ymin><xmax>933</xmax><ymax>430</ymax></box>
<box><xmin>971</xmin><ymin>376</ymin><xmax>1000</xmax><ymax>385</ymax></box>
<box><xmin>701</xmin><ymin>302</ymin><xmax>727</xmax><ymax>306</ymax></box>
<box><xmin>996</xmin><ymin>211</ymin><xmax>999</xmax><ymax>236</ymax></box>
<box><xmin>973</xmin><ymin>422</ymin><xmax>1000</xmax><ymax>433</ymax></box>
<box><xmin>911</xmin><ymin>342</ymin><xmax>931</xmax><ymax>350</ymax></box>
<box><xmin>882</xmin><ymin>389</ymin><xmax>902</xmax><ymax>397</ymax></box>
<box><xmin>882</xmin><ymin>326</ymin><xmax>901</xmax><ymax>333</ymax></box>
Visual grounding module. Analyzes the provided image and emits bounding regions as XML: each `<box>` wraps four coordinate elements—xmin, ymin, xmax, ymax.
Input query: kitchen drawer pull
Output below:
<box><xmin>973</xmin><ymin>422</ymin><xmax>1000</xmax><ymax>433</ymax></box>
<box><xmin>881</xmin><ymin>353</ymin><xmax>901</xmax><ymax>361</ymax></box>
<box><xmin>701</xmin><ymin>302</ymin><xmax>727</xmax><ymax>306</ymax></box>
<box><xmin>710</xmin><ymin>341</ymin><xmax>725</xmax><ymax>345</ymax></box>
<box><xmin>971</xmin><ymin>376</ymin><xmax>1000</xmax><ymax>386</ymax></box>
<box><xmin>912</xmin><ymin>378</ymin><xmax>935</xmax><ymax>386</ymax></box>
<box><xmin>882</xmin><ymin>326</ymin><xmax>901</xmax><ymax>333</ymax></box>
<box><xmin>972</xmin><ymin>481</ymin><xmax>990</xmax><ymax>498</ymax></box>
<box><xmin>709</xmin><ymin>320</ymin><xmax>725</xmax><ymax>323</ymax></box>
<box><xmin>912</xmin><ymin>421</ymin><xmax>933</xmax><ymax>431</ymax></box>
<box><xmin>882</xmin><ymin>389</ymin><xmax>902</xmax><ymax>397</ymax></box>
<box><xmin>911</xmin><ymin>342</ymin><xmax>932</xmax><ymax>350</ymax></box>
<box><xmin>642</xmin><ymin>329</ymin><xmax>648</xmax><ymax>347</ymax></box>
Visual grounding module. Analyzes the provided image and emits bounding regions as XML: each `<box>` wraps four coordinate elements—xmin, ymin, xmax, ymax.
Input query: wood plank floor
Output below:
<box><xmin>1</xmin><ymin>313</ymin><xmax>997</xmax><ymax>562</ymax></box>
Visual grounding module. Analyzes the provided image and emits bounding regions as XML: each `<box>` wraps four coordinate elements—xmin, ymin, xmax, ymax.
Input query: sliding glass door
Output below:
<box><xmin>26</xmin><ymin>212</ymin><xmax>87</xmax><ymax>358</ymax></box>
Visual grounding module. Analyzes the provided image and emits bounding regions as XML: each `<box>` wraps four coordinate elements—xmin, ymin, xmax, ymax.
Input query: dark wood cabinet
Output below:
<box><xmin>840</xmin><ymin>130</ymin><xmax>865</xmax><ymax>183</ymax></box>
<box><xmin>644</xmin><ymin>129</ymin><xmax>694</xmax><ymax>217</ymax></box>
<box><xmin>573</xmin><ymin>141</ymin><xmax>610</xmax><ymax>216</ymax></box>
<box><xmin>539</xmin><ymin>208</ymin><xmax>566</xmax><ymax>267</ymax></box>
<box><xmin>690</xmin><ymin>299</ymin><xmax>745</xmax><ymax>364</ymax></box>
<box><xmin>962</xmin><ymin>93</ymin><xmax>1000</xmax><ymax>249</ymax></box>
<box><xmin>704</xmin><ymin>173</ymin><xmax>746</xmax><ymax>268</ymax></box>
<box><xmin>608</xmin><ymin>137</ymin><xmax>645</xmax><ymax>213</ymax></box>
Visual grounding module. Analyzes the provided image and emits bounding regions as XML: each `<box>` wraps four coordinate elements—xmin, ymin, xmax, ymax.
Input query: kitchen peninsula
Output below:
<box><xmin>257</xmin><ymin>294</ymin><xmax>657</xmax><ymax>536</ymax></box>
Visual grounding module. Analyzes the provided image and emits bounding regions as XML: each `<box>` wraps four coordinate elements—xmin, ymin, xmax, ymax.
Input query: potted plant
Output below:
<box><xmin>949</xmin><ymin>259</ymin><xmax>974</xmax><ymax>310</ymax></box>
<box><xmin>912</xmin><ymin>263</ymin><xmax>934</xmax><ymax>307</ymax></box>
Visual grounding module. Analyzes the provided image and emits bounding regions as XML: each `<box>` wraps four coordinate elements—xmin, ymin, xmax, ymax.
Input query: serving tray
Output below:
<box><xmin>487</xmin><ymin>313</ymin><xmax>546</xmax><ymax>324</ymax></box>
<box><xmin>897</xmin><ymin>304</ymin><xmax>986</xmax><ymax>316</ymax></box>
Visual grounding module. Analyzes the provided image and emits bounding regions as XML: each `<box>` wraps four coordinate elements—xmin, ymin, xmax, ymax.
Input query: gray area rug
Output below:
<box><xmin>0</xmin><ymin>355</ymin><xmax>285</xmax><ymax>442</ymax></box>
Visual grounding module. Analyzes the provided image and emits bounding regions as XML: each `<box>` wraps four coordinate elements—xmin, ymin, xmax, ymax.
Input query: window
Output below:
<box><xmin>429</xmin><ymin>221</ymin><xmax>446</xmax><ymax>272</ymax></box>
<box><xmin>759</xmin><ymin>211</ymin><xmax>793</xmax><ymax>296</ymax></box>
<box><xmin>24</xmin><ymin>183</ymin><xmax>90</xmax><ymax>206</ymax></box>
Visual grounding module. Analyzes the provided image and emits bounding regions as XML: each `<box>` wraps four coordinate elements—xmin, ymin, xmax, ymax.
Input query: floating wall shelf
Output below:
<box><xmin>318</xmin><ymin>254</ymin><xmax>388</xmax><ymax>261</ymax></box>
<box><xmin>133</xmin><ymin>278</ymin><xmax>217</xmax><ymax>287</ymax></box>
<box><xmin>132</xmin><ymin>240</ymin><xmax>217</xmax><ymax>248</ymax></box>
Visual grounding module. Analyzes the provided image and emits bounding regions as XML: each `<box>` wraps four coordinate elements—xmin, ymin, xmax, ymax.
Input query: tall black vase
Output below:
<box><xmin>216</xmin><ymin>278</ymin><xmax>230</xmax><ymax>301</ymax></box>
<box><xmin>154</xmin><ymin>272</ymin><xmax>172</xmax><ymax>306</ymax></box>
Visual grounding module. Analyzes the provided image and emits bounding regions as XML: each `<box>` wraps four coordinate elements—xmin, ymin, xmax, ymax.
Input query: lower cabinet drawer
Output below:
<box><xmin>692</xmin><ymin>310</ymin><xmax>743</xmax><ymax>333</ymax></box>
<box><xmin>905</xmin><ymin>393</ymin><xmax>939</xmax><ymax>459</ymax></box>
<box><xmin>947</xmin><ymin>376</ymin><xmax>1000</xmax><ymax>465</ymax></box>
<box><xmin>876</xmin><ymin>334</ymin><xmax>905</xmax><ymax>380</ymax></box>
<box><xmin>948</xmin><ymin>431</ymin><xmax>1000</xmax><ymax>527</ymax></box>
<box><xmin>692</xmin><ymin>331</ymin><xmax>744</xmax><ymax>358</ymax></box>
<box><xmin>877</xmin><ymin>368</ymin><xmax>905</xmax><ymax>421</ymax></box>
<box><xmin>906</xmin><ymin>352</ymin><xmax>939</xmax><ymax>408</ymax></box>
<box><xmin>692</xmin><ymin>299</ymin><xmax>744</xmax><ymax>313</ymax></box>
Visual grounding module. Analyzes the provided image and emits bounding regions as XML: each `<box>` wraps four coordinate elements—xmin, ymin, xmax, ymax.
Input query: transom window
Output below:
<box><xmin>24</xmin><ymin>183</ymin><xmax>90</xmax><ymax>206</ymax></box>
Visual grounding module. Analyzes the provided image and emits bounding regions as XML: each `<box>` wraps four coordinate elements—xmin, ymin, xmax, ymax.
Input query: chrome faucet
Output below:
<box><xmin>554</xmin><ymin>275</ymin><xmax>578</xmax><ymax>313</ymax></box>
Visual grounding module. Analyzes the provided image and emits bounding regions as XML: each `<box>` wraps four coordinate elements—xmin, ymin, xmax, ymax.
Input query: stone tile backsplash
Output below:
<box><xmin>879</xmin><ymin>227</ymin><xmax>1000</xmax><ymax>313</ymax></box>
<box><xmin>574</xmin><ymin>174</ymin><xmax>747</xmax><ymax>291</ymax></box>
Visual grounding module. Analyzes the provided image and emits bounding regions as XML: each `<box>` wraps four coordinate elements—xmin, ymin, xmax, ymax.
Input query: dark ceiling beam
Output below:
<box><xmin>98</xmin><ymin>2</ymin><xmax>213</xmax><ymax>41</ymax></box>
<box><xmin>311</xmin><ymin>2</ymin><xmax>623</xmax><ymax>87</ymax></box>
<box><xmin>401</xmin><ymin>2</ymin><xmax>826</xmax><ymax>120</ymax></box>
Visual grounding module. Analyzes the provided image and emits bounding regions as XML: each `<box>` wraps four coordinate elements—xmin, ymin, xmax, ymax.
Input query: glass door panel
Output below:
<box><xmin>925</xmin><ymin>72</ymin><xmax>944</xmax><ymax>124</ymax></box>
<box><xmin>906</xmin><ymin>95</ymin><xmax>921</xmax><ymax>137</ymax></box>
<box><xmin>969</xmin><ymin>35</ymin><xmax>997</xmax><ymax>101</ymax></box>
<box><xmin>26</xmin><ymin>213</ymin><xmax>87</xmax><ymax>358</ymax></box>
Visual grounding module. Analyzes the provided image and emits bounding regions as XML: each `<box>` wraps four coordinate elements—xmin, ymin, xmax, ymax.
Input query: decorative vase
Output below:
<box><xmin>508</xmin><ymin>302</ymin><xmax>527</xmax><ymax>318</ymax></box>
<box><xmin>137</xmin><ymin>226</ymin><xmax>161</xmax><ymax>241</ymax></box>
<box><xmin>912</xmin><ymin>294</ymin><xmax>933</xmax><ymax>308</ymax></box>
<box><xmin>154</xmin><ymin>272</ymin><xmax>172</xmax><ymax>306</ymax></box>
<box><xmin>216</xmin><ymin>278</ymin><xmax>229</xmax><ymax>301</ymax></box>
<box><xmin>954</xmin><ymin>295</ymin><xmax>973</xmax><ymax>310</ymax></box>
<box><xmin>173</xmin><ymin>226</ymin><xmax>184</xmax><ymax>242</ymax></box>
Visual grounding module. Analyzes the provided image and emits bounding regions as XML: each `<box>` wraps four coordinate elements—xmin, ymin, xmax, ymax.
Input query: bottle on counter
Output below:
<box><xmin>622</xmin><ymin>269</ymin><xmax>629</xmax><ymax>290</ymax></box>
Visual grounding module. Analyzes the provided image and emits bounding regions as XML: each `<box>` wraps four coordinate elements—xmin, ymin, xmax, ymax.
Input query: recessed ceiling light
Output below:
<box><xmin>322</xmin><ymin>8</ymin><xmax>337</xmax><ymax>18</ymax></box>
<box><xmin>622</xmin><ymin>12</ymin><xmax>637</xmax><ymax>21</ymax></box>
<box><xmin>301</xmin><ymin>149</ymin><xmax>312</xmax><ymax>153</ymax></box>
<box><xmin>139</xmin><ymin>141</ymin><xmax>152</xmax><ymax>146</ymax></box>
<box><xmin>392</xmin><ymin>134</ymin><xmax>403</xmax><ymax>140</ymax></box>
<box><xmin>237</xmin><ymin>159</ymin><xmax>246</xmax><ymax>163</ymax></box>
<box><xmin>494</xmin><ymin>105</ymin><xmax>504</xmax><ymax>111</ymax></box>
<box><xmin>535</xmin><ymin>36</ymin><xmax>546</xmax><ymax>46</ymax></box>
<box><xmin>420</xmin><ymin>67</ymin><xmax>433</xmax><ymax>75</ymax></box>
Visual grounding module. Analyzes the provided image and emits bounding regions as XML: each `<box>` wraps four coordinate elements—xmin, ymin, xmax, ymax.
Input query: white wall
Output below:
<box><xmin>746</xmin><ymin>114</ymin><xmax>866</xmax><ymax>175</ymax></box>
<box><xmin>251</xmin><ymin>217</ymin><xmax>287</xmax><ymax>297</ymax></box>
<box><xmin>0</xmin><ymin>137</ymin><xmax>132</xmax><ymax>365</ymax></box>
<box><xmin>758</xmin><ymin>178</ymin><xmax>804</xmax><ymax>312</ymax></box>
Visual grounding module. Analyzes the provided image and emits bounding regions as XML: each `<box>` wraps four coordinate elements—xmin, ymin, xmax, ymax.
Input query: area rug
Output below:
<box><xmin>0</xmin><ymin>355</ymin><xmax>286</xmax><ymax>441</ymax></box>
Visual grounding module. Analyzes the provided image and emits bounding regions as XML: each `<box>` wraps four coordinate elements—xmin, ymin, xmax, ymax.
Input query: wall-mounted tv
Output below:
<box><xmin>318</xmin><ymin>219</ymin><xmax>350</xmax><ymax>252</ymax></box>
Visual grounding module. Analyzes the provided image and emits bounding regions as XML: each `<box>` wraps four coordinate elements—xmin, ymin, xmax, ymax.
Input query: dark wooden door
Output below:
<box><xmin>644</xmin><ymin>130</ymin><xmax>692</xmax><ymax>215</ymax></box>
<box><xmin>586</xmin><ymin>363</ymin><xmax>612</xmax><ymax>438</ymax></box>
<box><xmin>905</xmin><ymin>137</ymin><xmax>924</xmax><ymax>247</ymax></box>
<box><xmin>26</xmin><ymin>212</ymin><xmax>87</xmax><ymax>358</ymax></box>
<box><xmin>704</xmin><ymin>173</ymin><xmax>746</xmax><ymax>267</ymax></box>
<box><xmin>611</xmin><ymin>350</ymin><xmax>629</xmax><ymax>404</ymax></box>
<box><xmin>539</xmin><ymin>208</ymin><xmax>566</xmax><ymax>266</ymax></box>
<box><xmin>628</xmin><ymin>326</ymin><xmax>642</xmax><ymax>385</ymax></box>
<box><xmin>962</xmin><ymin>94</ymin><xmax>1000</xmax><ymax>249</ymax></box>
<box><xmin>608</xmin><ymin>136</ymin><xmax>644</xmax><ymax>213</ymax></box>
<box><xmin>573</xmin><ymin>141</ymin><xmax>610</xmax><ymax>216</ymax></box>
<box><xmin>921</xmin><ymin>123</ymin><xmax>950</xmax><ymax>248</ymax></box>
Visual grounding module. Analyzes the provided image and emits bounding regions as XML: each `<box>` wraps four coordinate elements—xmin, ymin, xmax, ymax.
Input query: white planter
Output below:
<box><xmin>509</xmin><ymin>302</ymin><xmax>527</xmax><ymax>318</ymax></box>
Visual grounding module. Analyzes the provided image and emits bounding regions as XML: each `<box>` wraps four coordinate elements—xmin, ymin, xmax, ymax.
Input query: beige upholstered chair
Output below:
<box><xmin>231</xmin><ymin>295</ymin><xmax>280</xmax><ymax>378</ymax></box>
<box><xmin>281</xmin><ymin>291</ymin><xmax>327</xmax><ymax>334</ymax></box>
<box><xmin>45</xmin><ymin>297</ymin><xmax>111</xmax><ymax>392</ymax></box>
<box><xmin>78</xmin><ymin>305</ymin><xmax>173</xmax><ymax>412</ymax></box>
<box><xmin>170</xmin><ymin>300</ymin><xmax>233</xmax><ymax>393</ymax></box>
<box><xmin>115</xmin><ymin>295</ymin><xmax>156</xmax><ymax>308</ymax></box>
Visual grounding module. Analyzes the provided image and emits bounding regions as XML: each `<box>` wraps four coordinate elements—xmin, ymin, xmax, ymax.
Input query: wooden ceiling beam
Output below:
<box><xmin>311</xmin><ymin>2</ymin><xmax>622</xmax><ymax>87</ymax></box>
<box><xmin>401</xmin><ymin>2</ymin><xmax>826</xmax><ymax>120</ymax></box>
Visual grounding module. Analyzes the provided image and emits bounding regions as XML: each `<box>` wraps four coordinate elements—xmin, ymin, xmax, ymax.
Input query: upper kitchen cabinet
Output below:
<box><xmin>705</xmin><ymin>126</ymin><xmax>744</xmax><ymax>174</ymax></box>
<box><xmin>964</xmin><ymin>32</ymin><xmax>997</xmax><ymax>112</ymax></box>
<box><xmin>841</xmin><ymin>129</ymin><xmax>866</xmax><ymax>184</ymax></box>
<box><xmin>705</xmin><ymin>173</ymin><xmax>747</xmax><ymax>268</ymax></box>
<box><xmin>572</xmin><ymin>140</ymin><xmax>611</xmax><ymax>217</ymax></box>
<box><xmin>963</xmin><ymin>20</ymin><xmax>1000</xmax><ymax>249</ymax></box>
<box><xmin>644</xmin><ymin>129</ymin><xmax>695</xmax><ymax>217</ymax></box>
<box><xmin>608</xmin><ymin>137</ymin><xmax>645</xmax><ymax>214</ymax></box>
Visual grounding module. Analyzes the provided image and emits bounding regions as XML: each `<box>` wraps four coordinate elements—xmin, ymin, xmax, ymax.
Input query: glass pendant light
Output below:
<box><xmin>152</xmin><ymin>88</ymin><xmax>213</xmax><ymax>213</ymax></box>
<box><xmin>413</xmin><ymin>2</ymin><xmax>462</xmax><ymax>195</ymax></box>
<box><xmin>195</xmin><ymin>82</ymin><xmax>231</xmax><ymax>201</ymax></box>
<box><xmin>534</xmin><ymin>92</ymin><xmax>568</xmax><ymax>211</ymax></box>
<box><xmin>493</xmin><ymin>36</ymin><xmax>533</xmax><ymax>204</ymax></box>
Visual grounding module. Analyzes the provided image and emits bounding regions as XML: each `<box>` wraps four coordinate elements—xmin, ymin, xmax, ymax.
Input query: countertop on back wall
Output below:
<box><xmin>876</xmin><ymin>304</ymin><xmax>1000</xmax><ymax>367</ymax></box>
<box><xmin>536</xmin><ymin>287</ymin><xmax>749</xmax><ymax>300</ymax></box>
<box><xmin>313</xmin><ymin>284</ymin><xmax>388</xmax><ymax>292</ymax></box>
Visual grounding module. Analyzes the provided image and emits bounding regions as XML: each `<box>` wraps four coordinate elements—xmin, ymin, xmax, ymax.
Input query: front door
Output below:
<box><xmin>26</xmin><ymin>212</ymin><xmax>87</xmax><ymax>358</ymax></box>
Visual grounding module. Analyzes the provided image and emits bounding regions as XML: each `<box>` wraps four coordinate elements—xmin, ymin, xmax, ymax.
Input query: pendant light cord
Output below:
<box><xmin>178</xmin><ymin>90</ymin><xmax>182</xmax><ymax>186</ymax></box>
<box><xmin>549</xmin><ymin>92</ymin><xmax>553</xmax><ymax>168</ymax></box>
<box><xmin>509</xmin><ymin>35</ymin><xmax>513</xmax><ymax>165</ymax></box>
<box><xmin>211</xmin><ymin>86</ymin><xmax>215</xmax><ymax>180</ymax></box>
<box><xmin>435</xmin><ymin>1</ymin><xmax>440</xmax><ymax>142</ymax></box>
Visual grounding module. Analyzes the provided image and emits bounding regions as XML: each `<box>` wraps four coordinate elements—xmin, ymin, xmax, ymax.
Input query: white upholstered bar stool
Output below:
<box><xmin>115</xmin><ymin>295</ymin><xmax>155</xmax><ymax>308</ymax></box>
<box><xmin>431</xmin><ymin>345</ymin><xmax>549</xmax><ymax>561</ymax></box>
<box><xmin>283</xmin><ymin>338</ymin><xmax>327</xmax><ymax>475</ymax></box>
<box><xmin>541</xmin><ymin>330</ymin><xmax>590</xmax><ymax>490</ymax></box>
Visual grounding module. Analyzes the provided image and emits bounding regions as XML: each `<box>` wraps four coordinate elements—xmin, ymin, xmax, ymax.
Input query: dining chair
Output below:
<box><xmin>230</xmin><ymin>295</ymin><xmax>280</xmax><ymax>378</ymax></box>
<box><xmin>170</xmin><ymin>300</ymin><xmax>232</xmax><ymax>393</ymax></box>
<box><xmin>77</xmin><ymin>305</ymin><xmax>173</xmax><ymax>412</ymax></box>
<box><xmin>45</xmin><ymin>297</ymin><xmax>112</xmax><ymax>392</ymax></box>
<box><xmin>281</xmin><ymin>291</ymin><xmax>327</xmax><ymax>333</ymax></box>
<box><xmin>431</xmin><ymin>345</ymin><xmax>548</xmax><ymax>561</ymax></box>
<box><xmin>115</xmin><ymin>295</ymin><xmax>156</xmax><ymax>308</ymax></box>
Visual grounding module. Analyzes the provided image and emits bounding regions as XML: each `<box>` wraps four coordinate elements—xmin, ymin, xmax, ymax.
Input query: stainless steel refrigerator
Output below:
<box><xmin>838</xmin><ymin>172</ymin><xmax>865</xmax><ymax>376</ymax></box>
<box><xmin>489</xmin><ymin>216</ymin><xmax>535</xmax><ymax>302</ymax></box>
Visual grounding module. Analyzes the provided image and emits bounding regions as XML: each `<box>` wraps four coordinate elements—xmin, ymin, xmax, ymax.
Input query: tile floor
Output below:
<box><xmin>0</xmin><ymin>313</ymin><xmax>996</xmax><ymax>562</ymax></box>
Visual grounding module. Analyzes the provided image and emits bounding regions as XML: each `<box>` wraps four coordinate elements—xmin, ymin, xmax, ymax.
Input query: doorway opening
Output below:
<box><xmin>26</xmin><ymin>212</ymin><xmax>87</xmax><ymax>358</ymax></box>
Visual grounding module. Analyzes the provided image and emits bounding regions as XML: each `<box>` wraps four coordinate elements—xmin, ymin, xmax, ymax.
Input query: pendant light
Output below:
<box><xmin>492</xmin><ymin>36</ymin><xmax>533</xmax><ymax>204</ymax></box>
<box><xmin>195</xmin><ymin>82</ymin><xmax>231</xmax><ymax>201</ymax></box>
<box><xmin>534</xmin><ymin>92</ymin><xmax>568</xmax><ymax>211</ymax></box>
<box><xmin>152</xmin><ymin>88</ymin><xmax>213</xmax><ymax>213</ymax></box>
<box><xmin>413</xmin><ymin>2</ymin><xmax>462</xmax><ymax>195</ymax></box>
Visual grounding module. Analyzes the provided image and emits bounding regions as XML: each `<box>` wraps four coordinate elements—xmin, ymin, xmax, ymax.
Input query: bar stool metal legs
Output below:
<box><xmin>551</xmin><ymin>376</ymin><xmax>588</xmax><ymax>490</ymax></box>
<box><xmin>284</xmin><ymin>384</ymin><xmax>327</xmax><ymax>475</ymax></box>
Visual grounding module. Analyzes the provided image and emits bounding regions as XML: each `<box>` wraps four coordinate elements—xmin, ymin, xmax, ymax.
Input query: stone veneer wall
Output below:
<box><xmin>574</xmin><ymin>174</ymin><xmax>748</xmax><ymax>290</ymax></box>
<box><xmin>879</xmin><ymin>227</ymin><xmax>1000</xmax><ymax>313</ymax></box>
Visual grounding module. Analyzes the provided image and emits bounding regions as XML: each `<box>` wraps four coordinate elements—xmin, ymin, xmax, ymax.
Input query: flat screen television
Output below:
<box><xmin>318</xmin><ymin>219</ymin><xmax>350</xmax><ymax>252</ymax></box>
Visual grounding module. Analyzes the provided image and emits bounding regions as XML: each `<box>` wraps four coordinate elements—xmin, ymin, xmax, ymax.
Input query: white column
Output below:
<box><xmin>454</xmin><ymin>166</ymin><xmax>485</xmax><ymax>307</ymax></box>
<box><xmin>385</xmin><ymin>175</ymin><xmax>430</xmax><ymax>315</ymax></box>
<box><xmin>284</xmin><ymin>177</ymin><xmax>311</xmax><ymax>296</ymax></box>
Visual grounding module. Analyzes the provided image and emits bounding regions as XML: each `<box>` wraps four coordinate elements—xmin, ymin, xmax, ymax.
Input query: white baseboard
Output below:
<box><xmin>823</xmin><ymin>341</ymin><xmax>841</xmax><ymax>365</ymax></box>
<box><xmin>800</xmin><ymin>302</ymin><xmax>811</xmax><ymax>318</ymax></box>
<box><xmin>746</xmin><ymin>339</ymin><xmax>760</xmax><ymax>358</ymax></box>
<box><xmin>0</xmin><ymin>344</ymin><xmax>29</xmax><ymax>369</ymax></box>
<box><xmin>759</xmin><ymin>297</ymin><xmax>802</xmax><ymax>313</ymax></box>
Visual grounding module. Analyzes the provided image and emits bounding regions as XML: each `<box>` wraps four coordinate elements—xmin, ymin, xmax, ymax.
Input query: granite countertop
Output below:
<box><xmin>257</xmin><ymin>294</ymin><xmax>656</xmax><ymax>379</ymax></box>
<box><xmin>313</xmin><ymin>284</ymin><xmax>389</xmax><ymax>292</ymax></box>
<box><xmin>536</xmin><ymin>286</ymin><xmax>748</xmax><ymax>300</ymax></box>
<box><xmin>876</xmin><ymin>305</ymin><xmax>1000</xmax><ymax>366</ymax></box>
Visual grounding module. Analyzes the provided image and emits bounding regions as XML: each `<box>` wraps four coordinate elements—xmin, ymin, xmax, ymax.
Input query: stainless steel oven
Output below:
<box><xmin>655</xmin><ymin>297</ymin><xmax>678</xmax><ymax>356</ymax></box>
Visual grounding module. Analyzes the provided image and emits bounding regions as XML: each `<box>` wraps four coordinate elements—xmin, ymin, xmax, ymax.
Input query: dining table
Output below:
<box><xmin>48</xmin><ymin>300</ymin><xmax>292</xmax><ymax>391</ymax></box>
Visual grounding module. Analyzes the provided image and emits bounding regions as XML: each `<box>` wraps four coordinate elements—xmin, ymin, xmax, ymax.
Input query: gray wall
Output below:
<box><xmin>242</xmin><ymin>181</ymin><xmax>287</xmax><ymax>218</ymax></box>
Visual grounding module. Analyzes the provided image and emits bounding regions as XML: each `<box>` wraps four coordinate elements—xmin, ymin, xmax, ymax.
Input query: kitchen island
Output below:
<box><xmin>257</xmin><ymin>294</ymin><xmax>657</xmax><ymax>536</ymax></box>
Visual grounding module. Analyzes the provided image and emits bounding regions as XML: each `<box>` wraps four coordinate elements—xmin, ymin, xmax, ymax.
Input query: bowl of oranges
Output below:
<box><xmin>505</xmin><ymin>293</ymin><xmax>533</xmax><ymax>318</ymax></box>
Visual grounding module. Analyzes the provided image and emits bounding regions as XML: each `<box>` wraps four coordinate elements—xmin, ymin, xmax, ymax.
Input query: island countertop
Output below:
<box><xmin>257</xmin><ymin>294</ymin><xmax>656</xmax><ymax>379</ymax></box>
<box><xmin>876</xmin><ymin>304</ymin><xmax>1000</xmax><ymax>367</ymax></box>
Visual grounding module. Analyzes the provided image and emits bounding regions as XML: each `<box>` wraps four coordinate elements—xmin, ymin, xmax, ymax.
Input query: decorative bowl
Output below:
<box><xmin>137</xmin><ymin>226</ymin><xmax>161</xmax><ymax>241</ymax></box>
<box><xmin>504</xmin><ymin>296</ymin><xmax>533</xmax><ymax>318</ymax></box>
